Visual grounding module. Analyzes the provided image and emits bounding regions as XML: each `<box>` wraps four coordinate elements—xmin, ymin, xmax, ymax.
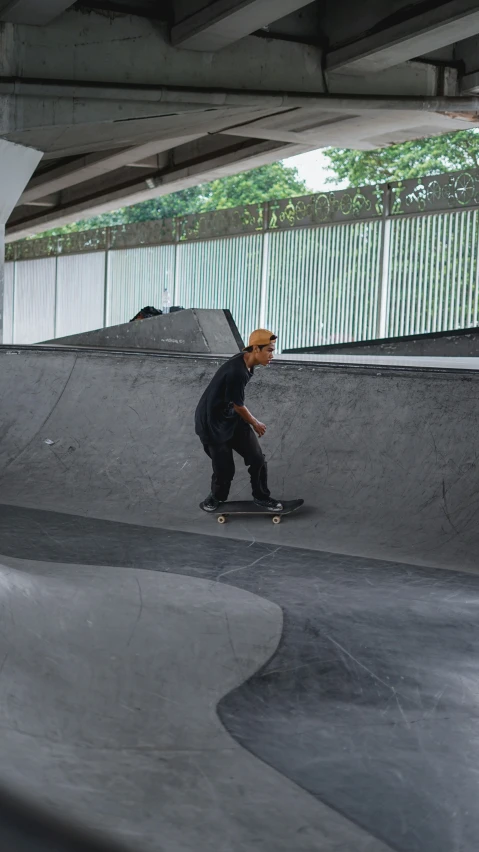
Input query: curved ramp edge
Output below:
<box><xmin>0</xmin><ymin>557</ymin><xmax>391</xmax><ymax>852</ymax></box>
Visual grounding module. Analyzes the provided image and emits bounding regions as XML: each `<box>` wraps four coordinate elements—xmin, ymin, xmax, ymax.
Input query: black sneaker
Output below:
<box><xmin>254</xmin><ymin>497</ymin><xmax>283</xmax><ymax>512</ymax></box>
<box><xmin>202</xmin><ymin>494</ymin><xmax>221</xmax><ymax>512</ymax></box>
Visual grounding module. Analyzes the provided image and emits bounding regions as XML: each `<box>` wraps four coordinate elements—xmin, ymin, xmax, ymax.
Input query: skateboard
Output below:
<box><xmin>200</xmin><ymin>498</ymin><xmax>304</xmax><ymax>525</ymax></box>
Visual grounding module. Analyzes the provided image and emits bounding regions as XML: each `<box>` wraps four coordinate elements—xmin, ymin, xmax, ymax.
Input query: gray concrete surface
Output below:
<box><xmin>44</xmin><ymin>309</ymin><xmax>243</xmax><ymax>354</ymax></box>
<box><xmin>0</xmin><ymin>555</ymin><xmax>390</xmax><ymax>852</ymax></box>
<box><xmin>3</xmin><ymin>513</ymin><xmax>479</xmax><ymax>852</ymax></box>
<box><xmin>284</xmin><ymin>327</ymin><xmax>479</xmax><ymax>358</ymax></box>
<box><xmin>1</xmin><ymin>345</ymin><xmax>479</xmax><ymax>571</ymax></box>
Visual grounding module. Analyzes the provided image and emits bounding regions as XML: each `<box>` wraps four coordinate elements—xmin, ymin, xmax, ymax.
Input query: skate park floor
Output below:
<box><xmin>1</xmin><ymin>502</ymin><xmax>479</xmax><ymax>852</ymax></box>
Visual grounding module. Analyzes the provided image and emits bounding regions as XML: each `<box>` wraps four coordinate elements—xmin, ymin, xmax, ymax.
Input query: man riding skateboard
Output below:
<box><xmin>195</xmin><ymin>329</ymin><xmax>283</xmax><ymax>513</ymax></box>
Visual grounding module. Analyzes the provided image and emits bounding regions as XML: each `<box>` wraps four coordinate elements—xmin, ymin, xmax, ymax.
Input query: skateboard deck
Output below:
<box><xmin>200</xmin><ymin>498</ymin><xmax>304</xmax><ymax>525</ymax></box>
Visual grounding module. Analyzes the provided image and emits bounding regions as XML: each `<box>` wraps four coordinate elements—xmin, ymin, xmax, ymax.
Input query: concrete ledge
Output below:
<box><xmin>284</xmin><ymin>326</ymin><xmax>479</xmax><ymax>357</ymax></box>
<box><xmin>42</xmin><ymin>309</ymin><xmax>244</xmax><ymax>354</ymax></box>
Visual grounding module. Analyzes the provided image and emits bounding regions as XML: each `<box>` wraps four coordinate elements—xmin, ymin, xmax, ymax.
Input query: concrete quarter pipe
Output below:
<box><xmin>1</xmin><ymin>344</ymin><xmax>479</xmax><ymax>852</ymax></box>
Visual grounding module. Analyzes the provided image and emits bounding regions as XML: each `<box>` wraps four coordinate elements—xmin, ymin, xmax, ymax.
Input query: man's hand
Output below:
<box><xmin>233</xmin><ymin>404</ymin><xmax>267</xmax><ymax>437</ymax></box>
<box><xmin>254</xmin><ymin>420</ymin><xmax>266</xmax><ymax>438</ymax></box>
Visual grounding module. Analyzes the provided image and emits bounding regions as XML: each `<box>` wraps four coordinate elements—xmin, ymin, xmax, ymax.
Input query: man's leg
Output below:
<box><xmin>230</xmin><ymin>426</ymin><xmax>270</xmax><ymax>500</ymax></box>
<box><xmin>202</xmin><ymin>442</ymin><xmax>235</xmax><ymax>502</ymax></box>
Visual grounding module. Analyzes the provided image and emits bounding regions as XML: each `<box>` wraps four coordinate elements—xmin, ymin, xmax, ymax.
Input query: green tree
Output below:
<box><xmin>111</xmin><ymin>186</ymin><xmax>206</xmax><ymax>222</ymax></box>
<box><xmin>38</xmin><ymin>162</ymin><xmax>306</xmax><ymax>237</ymax></box>
<box><xmin>198</xmin><ymin>162</ymin><xmax>307</xmax><ymax>210</ymax></box>
<box><xmin>323</xmin><ymin>128</ymin><xmax>479</xmax><ymax>186</ymax></box>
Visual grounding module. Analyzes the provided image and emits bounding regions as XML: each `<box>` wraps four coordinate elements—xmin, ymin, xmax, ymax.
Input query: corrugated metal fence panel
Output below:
<box><xmin>265</xmin><ymin>222</ymin><xmax>383</xmax><ymax>350</ymax></box>
<box><xmin>175</xmin><ymin>235</ymin><xmax>263</xmax><ymax>343</ymax></box>
<box><xmin>14</xmin><ymin>258</ymin><xmax>56</xmax><ymax>343</ymax></box>
<box><xmin>3</xmin><ymin>263</ymin><xmax>14</xmax><ymax>344</ymax></box>
<box><xmin>56</xmin><ymin>253</ymin><xmax>106</xmax><ymax>338</ymax></box>
<box><xmin>8</xmin><ymin>209</ymin><xmax>479</xmax><ymax>350</ymax></box>
<box><xmin>107</xmin><ymin>246</ymin><xmax>176</xmax><ymax>326</ymax></box>
<box><xmin>387</xmin><ymin>211</ymin><xmax>479</xmax><ymax>337</ymax></box>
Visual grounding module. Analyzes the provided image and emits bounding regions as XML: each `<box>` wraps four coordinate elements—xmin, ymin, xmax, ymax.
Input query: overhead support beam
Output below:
<box><xmin>218</xmin><ymin>108</ymin><xmax>477</xmax><ymax>149</ymax></box>
<box><xmin>19</xmin><ymin>136</ymin><xmax>203</xmax><ymax>204</ymax></box>
<box><xmin>171</xmin><ymin>0</ymin><xmax>313</xmax><ymax>51</ymax></box>
<box><xmin>3</xmin><ymin>79</ymin><xmax>479</xmax><ymax>115</ymax></box>
<box><xmin>326</xmin><ymin>0</ymin><xmax>479</xmax><ymax>75</ymax></box>
<box><xmin>0</xmin><ymin>0</ymin><xmax>76</xmax><ymax>24</ymax></box>
<box><xmin>221</xmin><ymin>125</ymin><xmax>317</xmax><ymax>144</ymax></box>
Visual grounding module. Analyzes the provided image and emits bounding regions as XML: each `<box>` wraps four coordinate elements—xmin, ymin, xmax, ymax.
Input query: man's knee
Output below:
<box><xmin>245</xmin><ymin>449</ymin><xmax>266</xmax><ymax>470</ymax></box>
<box><xmin>212</xmin><ymin>448</ymin><xmax>235</xmax><ymax>481</ymax></box>
<box><xmin>219</xmin><ymin>462</ymin><xmax>235</xmax><ymax>483</ymax></box>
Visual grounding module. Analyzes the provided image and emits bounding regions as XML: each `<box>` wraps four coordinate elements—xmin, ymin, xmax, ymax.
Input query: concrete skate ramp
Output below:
<box><xmin>3</xmin><ymin>345</ymin><xmax>479</xmax><ymax>852</ymax></box>
<box><xmin>285</xmin><ymin>325</ymin><xmax>479</xmax><ymax>357</ymax></box>
<box><xmin>43</xmin><ymin>309</ymin><xmax>243</xmax><ymax>354</ymax></box>
<box><xmin>0</xmin><ymin>554</ymin><xmax>394</xmax><ymax>852</ymax></box>
<box><xmin>1</xmin><ymin>345</ymin><xmax>479</xmax><ymax>571</ymax></box>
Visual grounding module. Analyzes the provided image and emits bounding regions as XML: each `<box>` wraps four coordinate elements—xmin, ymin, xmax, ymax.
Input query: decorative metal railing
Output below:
<box><xmin>5</xmin><ymin>168</ymin><xmax>479</xmax><ymax>348</ymax></box>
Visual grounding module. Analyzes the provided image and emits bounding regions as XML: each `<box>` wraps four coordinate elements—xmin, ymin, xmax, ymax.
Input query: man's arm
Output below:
<box><xmin>233</xmin><ymin>404</ymin><xmax>266</xmax><ymax>437</ymax></box>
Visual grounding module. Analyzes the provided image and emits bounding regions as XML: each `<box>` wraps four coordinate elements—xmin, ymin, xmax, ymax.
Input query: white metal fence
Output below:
<box><xmin>5</xmin><ymin>169</ymin><xmax>479</xmax><ymax>350</ymax></box>
<box><xmin>386</xmin><ymin>210</ymin><xmax>479</xmax><ymax>338</ymax></box>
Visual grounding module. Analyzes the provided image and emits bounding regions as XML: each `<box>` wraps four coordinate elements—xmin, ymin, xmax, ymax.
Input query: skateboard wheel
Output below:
<box><xmin>272</xmin><ymin>515</ymin><xmax>282</xmax><ymax>524</ymax></box>
<box><xmin>217</xmin><ymin>515</ymin><xmax>226</xmax><ymax>524</ymax></box>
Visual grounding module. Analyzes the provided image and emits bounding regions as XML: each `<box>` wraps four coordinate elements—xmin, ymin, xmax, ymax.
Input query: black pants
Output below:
<box><xmin>202</xmin><ymin>424</ymin><xmax>270</xmax><ymax>502</ymax></box>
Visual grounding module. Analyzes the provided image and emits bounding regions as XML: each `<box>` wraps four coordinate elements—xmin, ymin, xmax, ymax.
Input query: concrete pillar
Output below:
<box><xmin>0</xmin><ymin>140</ymin><xmax>43</xmax><ymax>343</ymax></box>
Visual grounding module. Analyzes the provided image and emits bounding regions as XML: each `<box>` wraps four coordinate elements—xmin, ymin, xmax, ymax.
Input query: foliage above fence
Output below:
<box><xmin>7</xmin><ymin>168</ymin><xmax>479</xmax><ymax>262</ymax></box>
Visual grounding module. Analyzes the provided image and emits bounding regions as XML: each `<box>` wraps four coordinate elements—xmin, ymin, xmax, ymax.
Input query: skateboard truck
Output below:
<box><xmin>217</xmin><ymin>512</ymin><xmax>283</xmax><ymax>525</ymax></box>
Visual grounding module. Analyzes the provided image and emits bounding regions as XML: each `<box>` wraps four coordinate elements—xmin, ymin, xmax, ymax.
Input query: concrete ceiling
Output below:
<box><xmin>4</xmin><ymin>0</ymin><xmax>479</xmax><ymax>239</ymax></box>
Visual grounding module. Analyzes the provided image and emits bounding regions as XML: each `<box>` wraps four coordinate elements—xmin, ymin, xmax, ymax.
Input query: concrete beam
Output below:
<box><xmin>220</xmin><ymin>107</ymin><xmax>477</xmax><ymax>149</ymax></box>
<box><xmin>8</xmin><ymin>12</ymin><xmax>324</xmax><ymax>94</ymax></box>
<box><xmin>326</xmin><ymin>0</ymin><xmax>479</xmax><ymax>75</ymax></box>
<box><xmin>0</xmin><ymin>0</ymin><xmax>76</xmax><ymax>24</ymax></box>
<box><xmin>3</xmin><ymin>80</ymin><xmax>478</xmax><ymax>125</ymax></box>
<box><xmin>171</xmin><ymin>0</ymin><xmax>313</xmax><ymax>51</ymax></box>
<box><xmin>19</xmin><ymin>136</ymin><xmax>203</xmax><ymax>204</ymax></box>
